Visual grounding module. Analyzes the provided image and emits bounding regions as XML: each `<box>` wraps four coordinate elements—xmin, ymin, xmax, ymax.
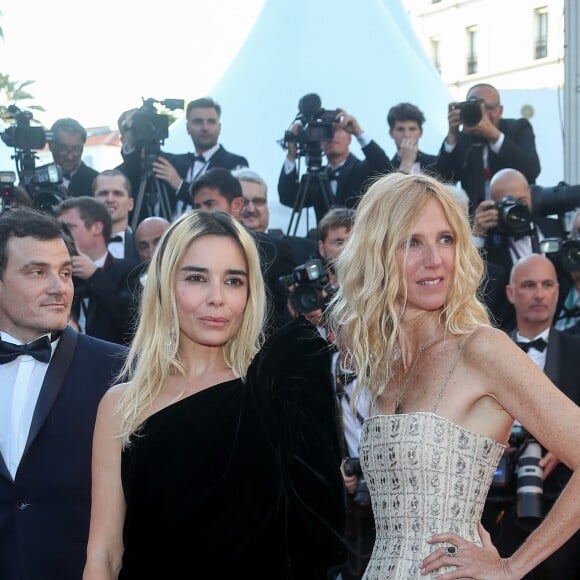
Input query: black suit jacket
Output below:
<box><xmin>278</xmin><ymin>140</ymin><xmax>393</xmax><ymax>223</ymax></box>
<box><xmin>119</xmin><ymin>144</ymin><xmax>248</xmax><ymax>223</ymax></box>
<box><xmin>524</xmin><ymin>328</ymin><xmax>580</xmax><ymax>499</ymax></box>
<box><xmin>0</xmin><ymin>327</ymin><xmax>127</xmax><ymax>580</ymax></box>
<box><xmin>436</xmin><ymin>117</ymin><xmax>541</xmax><ymax>210</ymax></box>
<box><xmin>73</xmin><ymin>252</ymin><xmax>141</xmax><ymax>345</ymax></box>
<box><xmin>67</xmin><ymin>161</ymin><xmax>99</xmax><ymax>197</ymax></box>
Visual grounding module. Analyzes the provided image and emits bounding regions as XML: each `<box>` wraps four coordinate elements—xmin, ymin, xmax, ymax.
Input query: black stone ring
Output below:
<box><xmin>446</xmin><ymin>546</ymin><xmax>458</xmax><ymax>557</ymax></box>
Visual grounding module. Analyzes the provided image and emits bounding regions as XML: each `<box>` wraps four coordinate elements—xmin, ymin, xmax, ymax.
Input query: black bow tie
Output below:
<box><xmin>110</xmin><ymin>235</ymin><xmax>123</xmax><ymax>243</ymax></box>
<box><xmin>327</xmin><ymin>167</ymin><xmax>340</xmax><ymax>181</ymax></box>
<box><xmin>516</xmin><ymin>337</ymin><xmax>548</xmax><ymax>353</ymax></box>
<box><xmin>189</xmin><ymin>153</ymin><xmax>206</xmax><ymax>164</ymax></box>
<box><xmin>0</xmin><ymin>336</ymin><xmax>53</xmax><ymax>364</ymax></box>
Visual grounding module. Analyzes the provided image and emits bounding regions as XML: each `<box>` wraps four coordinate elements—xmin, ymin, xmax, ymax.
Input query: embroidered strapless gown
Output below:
<box><xmin>359</xmin><ymin>412</ymin><xmax>506</xmax><ymax>579</ymax></box>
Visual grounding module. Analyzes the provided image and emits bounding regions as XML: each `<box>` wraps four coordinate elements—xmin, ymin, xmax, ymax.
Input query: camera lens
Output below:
<box><xmin>516</xmin><ymin>440</ymin><xmax>544</xmax><ymax>523</ymax></box>
<box><xmin>289</xmin><ymin>284</ymin><xmax>324</xmax><ymax>314</ymax></box>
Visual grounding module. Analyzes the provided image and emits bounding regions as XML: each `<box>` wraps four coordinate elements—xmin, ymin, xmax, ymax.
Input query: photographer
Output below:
<box><xmin>436</xmin><ymin>83</ymin><xmax>541</xmax><ymax>212</ymax></box>
<box><xmin>482</xmin><ymin>254</ymin><xmax>580</xmax><ymax>579</ymax></box>
<box><xmin>119</xmin><ymin>97</ymin><xmax>248</xmax><ymax>220</ymax></box>
<box><xmin>473</xmin><ymin>168</ymin><xmax>565</xmax><ymax>330</ymax></box>
<box><xmin>278</xmin><ymin>106</ymin><xmax>392</xmax><ymax>224</ymax></box>
<box><xmin>49</xmin><ymin>118</ymin><xmax>98</xmax><ymax>197</ymax></box>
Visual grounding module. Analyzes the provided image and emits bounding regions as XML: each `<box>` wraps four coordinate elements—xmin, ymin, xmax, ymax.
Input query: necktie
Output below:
<box><xmin>110</xmin><ymin>235</ymin><xmax>123</xmax><ymax>243</ymax></box>
<box><xmin>516</xmin><ymin>337</ymin><xmax>548</xmax><ymax>353</ymax></box>
<box><xmin>0</xmin><ymin>336</ymin><xmax>52</xmax><ymax>364</ymax></box>
<box><xmin>327</xmin><ymin>168</ymin><xmax>340</xmax><ymax>181</ymax></box>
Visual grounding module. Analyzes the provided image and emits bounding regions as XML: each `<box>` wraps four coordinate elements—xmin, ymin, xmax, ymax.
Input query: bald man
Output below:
<box><xmin>134</xmin><ymin>217</ymin><xmax>170</xmax><ymax>262</ymax></box>
<box><xmin>482</xmin><ymin>254</ymin><xmax>580</xmax><ymax>578</ymax></box>
<box><xmin>472</xmin><ymin>168</ymin><xmax>565</xmax><ymax>329</ymax></box>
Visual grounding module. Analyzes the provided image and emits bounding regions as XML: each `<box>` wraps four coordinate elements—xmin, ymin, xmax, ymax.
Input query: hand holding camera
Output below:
<box><xmin>473</xmin><ymin>200</ymin><xmax>499</xmax><ymax>236</ymax></box>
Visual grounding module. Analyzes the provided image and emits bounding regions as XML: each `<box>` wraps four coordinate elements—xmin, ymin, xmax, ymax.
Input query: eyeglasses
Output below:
<box><xmin>243</xmin><ymin>197</ymin><xmax>267</xmax><ymax>207</ymax></box>
<box><xmin>53</xmin><ymin>144</ymin><xmax>83</xmax><ymax>156</ymax></box>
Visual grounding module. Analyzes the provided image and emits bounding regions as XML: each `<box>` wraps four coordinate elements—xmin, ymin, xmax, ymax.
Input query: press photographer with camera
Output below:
<box><xmin>482</xmin><ymin>254</ymin><xmax>580</xmax><ymax>579</ymax></box>
<box><xmin>436</xmin><ymin>83</ymin><xmax>541</xmax><ymax>212</ymax></box>
<box><xmin>49</xmin><ymin>118</ymin><xmax>98</xmax><ymax>197</ymax></box>
<box><xmin>278</xmin><ymin>96</ymin><xmax>392</xmax><ymax>225</ymax></box>
<box><xmin>473</xmin><ymin>168</ymin><xmax>566</xmax><ymax>330</ymax></box>
<box><xmin>119</xmin><ymin>97</ymin><xmax>248</xmax><ymax>221</ymax></box>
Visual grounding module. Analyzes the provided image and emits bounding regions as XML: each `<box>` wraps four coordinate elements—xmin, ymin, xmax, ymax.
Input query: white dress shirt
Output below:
<box><xmin>0</xmin><ymin>331</ymin><xmax>58</xmax><ymax>478</ymax></box>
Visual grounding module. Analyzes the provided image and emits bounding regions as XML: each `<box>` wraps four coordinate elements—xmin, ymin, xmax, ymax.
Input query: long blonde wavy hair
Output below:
<box><xmin>117</xmin><ymin>210</ymin><xmax>266</xmax><ymax>445</ymax></box>
<box><xmin>327</xmin><ymin>172</ymin><xmax>490</xmax><ymax>402</ymax></box>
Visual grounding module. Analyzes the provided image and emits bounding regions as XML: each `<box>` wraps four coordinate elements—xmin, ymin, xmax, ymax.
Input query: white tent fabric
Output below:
<box><xmin>162</xmin><ymin>0</ymin><xmax>454</xmax><ymax>232</ymax></box>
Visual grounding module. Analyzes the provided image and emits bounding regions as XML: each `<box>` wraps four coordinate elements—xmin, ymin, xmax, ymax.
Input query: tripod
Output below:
<box><xmin>131</xmin><ymin>152</ymin><xmax>174</xmax><ymax>231</ymax></box>
<box><xmin>286</xmin><ymin>167</ymin><xmax>334</xmax><ymax>236</ymax></box>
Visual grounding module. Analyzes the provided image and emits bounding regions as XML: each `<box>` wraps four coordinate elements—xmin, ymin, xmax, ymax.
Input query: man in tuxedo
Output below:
<box><xmin>191</xmin><ymin>168</ymin><xmax>295</xmax><ymax>330</ymax></box>
<box><xmin>278</xmin><ymin>107</ymin><xmax>392</xmax><ymax>224</ymax></box>
<box><xmin>473</xmin><ymin>168</ymin><xmax>565</xmax><ymax>330</ymax></box>
<box><xmin>482</xmin><ymin>254</ymin><xmax>580</xmax><ymax>578</ymax></box>
<box><xmin>0</xmin><ymin>208</ymin><xmax>127</xmax><ymax>580</ymax></box>
<box><xmin>134</xmin><ymin>216</ymin><xmax>170</xmax><ymax>263</ymax></box>
<box><xmin>436</xmin><ymin>83</ymin><xmax>541</xmax><ymax>212</ymax></box>
<box><xmin>92</xmin><ymin>169</ymin><xmax>138</xmax><ymax>261</ymax></box>
<box><xmin>55</xmin><ymin>196</ymin><xmax>140</xmax><ymax>345</ymax></box>
<box><xmin>119</xmin><ymin>97</ymin><xmax>248</xmax><ymax>220</ymax></box>
<box><xmin>49</xmin><ymin>118</ymin><xmax>98</xmax><ymax>197</ymax></box>
<box><xmin>386</xmin><ymin>102</ymin><xmax>438</xmax><ymax>174</ymax></box>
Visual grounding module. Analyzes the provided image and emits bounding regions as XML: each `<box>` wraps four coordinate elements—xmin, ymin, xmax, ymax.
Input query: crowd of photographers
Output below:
<box><xmin>1</xmin><ymin>82</ymin><xmax>580</xmax><ymax>578</ymax></box>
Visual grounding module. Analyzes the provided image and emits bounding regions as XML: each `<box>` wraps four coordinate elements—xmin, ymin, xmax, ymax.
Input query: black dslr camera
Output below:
<box><xmin>1</xmin><ymin>105</ymin><xmax>64</xmax><ymax>214</ymax></box>
<box><xmin>278</xmin><ymin>258</ymin><xmax>337</xmax><ymax>315</ymax></box>
<box><xmin>126</xmin><ymin>97</ymin><xmax>185</xmax><ymax>151</ymax></box>
<box><xmin>541</xmin><ymin>237</ymin><xmax>580</xmax><ymax>273</ymax></box>
<box><xmin>490</xmin><ymin>423</ymin><xmax>544</xmax><ymax>524</ymax></box>
<box><xmin>452</xmin><ymin>97</ymin><xmax>484</xmax><ymax>127</ymax></box>
<box><xmin>279</xmin><ymin>93</ymin><xmax>339</xmax><ymax>172</ymax></box>
<box><xmin>489</xmin><ymin>196</ymin><xmax>534</xmax><ymax>239</ymax></box>
<box><xmin>343</xmin><ymin>457</ymin><xmax>371</xmax><ymax>508</ymax></box>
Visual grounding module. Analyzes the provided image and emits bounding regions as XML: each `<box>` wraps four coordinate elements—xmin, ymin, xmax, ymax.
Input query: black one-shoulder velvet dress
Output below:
<box><xmin>119</xmin><ymin>317</ymin><xmax>347</xmax><ymax>579</ymax></box>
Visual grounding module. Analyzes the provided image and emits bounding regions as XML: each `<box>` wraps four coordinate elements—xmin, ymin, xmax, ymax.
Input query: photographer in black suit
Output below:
<box><xmin>278</xmin><ymin>106</ymin><xmax>392</xmax><ymax>224</ymax></box>
<box><xmin>49</xmin><ymin>118</ymin><xmax>98</xmax><ymax>197</ymax></box>
<box><xmin>482</xmin><ymin>254</ymin><xmax>580</xmax><ymax>579</ymax></box>
<box><xmin>436</xmin><ymin>83</ymin><xmax>540</xmax><ymax>212</ymax></box>
<box><xmin>119</xmin><ymin>97</ymin><xmax>248</xmax><ymax>220</ymax></box>
<box><xmin>472</xmin><ymin>168</ymin><xmax>565</xmax><ymax>330</ymax></box>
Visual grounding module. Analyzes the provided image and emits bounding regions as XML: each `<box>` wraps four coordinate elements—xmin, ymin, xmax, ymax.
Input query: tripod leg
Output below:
<box><xmin>286</xmin><ymin>173</ymin><xmax>312</xmax><ymax>237</ymax></box>
<box><xmin>131</xmin><ymin>177</ymin><xmax>149</xmax><ymax>231</ymax></box>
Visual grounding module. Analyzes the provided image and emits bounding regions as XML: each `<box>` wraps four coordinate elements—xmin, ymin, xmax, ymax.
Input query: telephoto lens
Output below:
<box><xmin>516</xmin><ymin>439</ymin><xmax>544</xmax><ymax>523</ymax></box>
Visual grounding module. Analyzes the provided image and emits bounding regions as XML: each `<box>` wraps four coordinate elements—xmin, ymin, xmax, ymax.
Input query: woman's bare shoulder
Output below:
<box><xmin>98</xmin><ymin>382</ymin><xmax>131</xmax><ymax>413</ymax></box>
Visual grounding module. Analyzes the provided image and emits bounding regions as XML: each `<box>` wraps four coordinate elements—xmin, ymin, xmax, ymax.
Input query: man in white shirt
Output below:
<box><xmin>0</xmin><ymin>208</ymin><xmax>126</xmax><ymax>580</ymax></box>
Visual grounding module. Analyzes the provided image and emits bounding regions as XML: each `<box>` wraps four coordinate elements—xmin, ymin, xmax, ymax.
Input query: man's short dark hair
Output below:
<box><xmin>55</xmin><ymin>196</ymin><xmax>113</xmax><ymax>243</ymax></box>
<box><xmin>386</xmin><ymin>103</ymin><xmax>426</xmax><ymax>130</ymax></box>
<box><xmin>50</xmin><ymin>118</ymin><xmax>88</xmax><ymax>143</ymax></box>
<box><xmin>92</xmin><ymin>169</ymin><xmax>133</xmax><ymax>197</ymax></box>
<box><xmin>318</xmin><ymin>208</ymin><xmax>355</xmax><ymax>242</ymax></box>
<box><xmin>190</xmin><ymin>168</ymin><xmax>242</xmax><ymax>204</ymax></box>
<box><xmin>0</xmin><ymin>208</ymin><xmax>74</xmax><ymax>279</ymax></box>
<box><xmin>186</xmin><ymin>97</ymin><xmax>222</xmax><ymax>118</ymax></box>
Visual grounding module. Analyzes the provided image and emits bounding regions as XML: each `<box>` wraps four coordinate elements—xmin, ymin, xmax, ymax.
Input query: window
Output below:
<box><xmin>431</xmin><ymin>37</ymin><xmax>441</xmax><ymax>73</ymax></box>
<box><xmin>534</xmin><ymin>7</ymin><xmax>548</xmax><ymax>59</ymax></box>
<box><xmin>466</xmin><ymin>27</ymin><xmax>478</xmax><ymax>75</ymax></box>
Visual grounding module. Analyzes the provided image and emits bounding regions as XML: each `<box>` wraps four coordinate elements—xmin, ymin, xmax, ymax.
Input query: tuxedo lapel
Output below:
<box><xmin>22</xmin><ymin>326</ymin><xmax>78</xmax><ymax>457</ymax></box>
<box><xmin>544</xmin><ymin>328</ymin><xmax>561</xmax><ymax>385</ymax></box>
<box><xmin>0</xmin><ymin>449</ymin><xmax>11</xmax><ymax>482</ymax></box>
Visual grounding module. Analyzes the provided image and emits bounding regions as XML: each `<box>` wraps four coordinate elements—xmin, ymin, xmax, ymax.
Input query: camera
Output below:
<box><xmin>128</xmin><ymin>97</ymin><xmax>185</xmax><ymax>151</ymax></box>
<box><xmin>531</xmin><ymin>181</ymin><xmax>580</xmax><ymax>217</ymax></box>
<box><xmin>278</xmin><ymin>258</ymin><xmax>335</xmax><ymax>314</ymax></box>
<box><xmin>452</xmin><ymin>97</ymin><xmax>484</xmax><ymax>127</ymax></box>
<box><xmin>1</xmin><ymin>105</ymin><xmax>48</xmax><ymax>150</ymax></box>
<box><xmin>279</xmin><ymin>93</ymin><xmax>339</xmax><ymax>172</ymax></box>
<box><xmin>489</xmin><ymin>423</ymin><xmax>543</xmax><ymax>524</ymax></box>
<box><xmin>0</xmin><ymin>171</ymin><xmax>16</xmax><ymax>213</ymax></box>
<box><xmin>489</xmin><ymin>196</ymin><xmax>534</xmax><ymax>238</ymax></box>
<box><xmin>1</xmin><ymin>106</ymin><xmax>65</xmax><ymax>215</ymax></box>
<box><xmin>540</xmin><ymin>237</ymin><xmax>580</xmax><ymax>273</ymax></box>
<box><xmin>343</xmin><ymin>457</ymin><xmax>371</xmax><ymax>508</ymax></box>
